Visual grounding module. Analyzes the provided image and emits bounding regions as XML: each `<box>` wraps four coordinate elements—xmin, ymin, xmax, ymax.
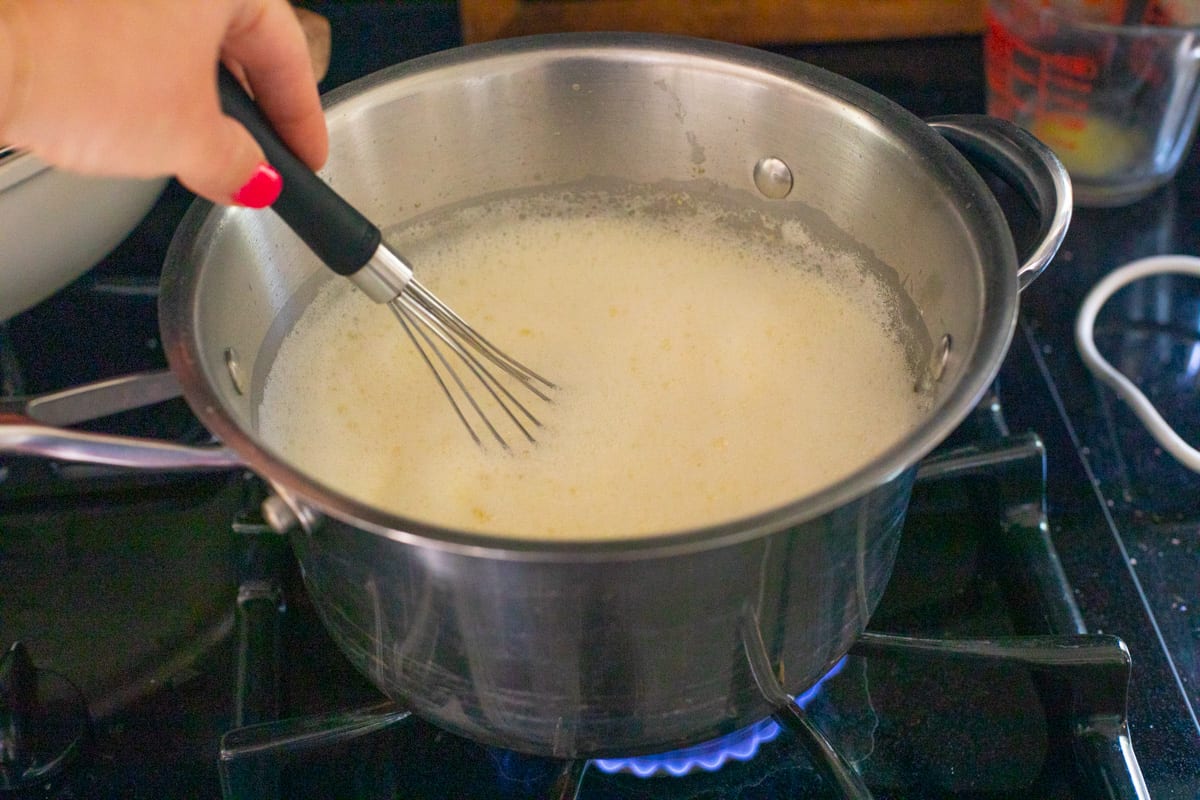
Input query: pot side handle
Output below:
<box><xmin>927</xmin><ymin>115</ymin><xmax>1073</xmax><ymax>293</ymax></box>
<box><xmin>0</xmin><ymin>417</ymin><xmax>243</xmax><ymax>470</ymax></box>
<box><xmin>0</xmin><ymin>370</ymin><xmax>243</xmax><ymax>470</ymax></box>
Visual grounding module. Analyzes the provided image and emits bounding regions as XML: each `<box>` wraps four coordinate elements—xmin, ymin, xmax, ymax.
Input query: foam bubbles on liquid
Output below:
<box><xmin>258</xmin><ymin>190</ymin><xmax>929</xmax><ymax>540</ymax></box>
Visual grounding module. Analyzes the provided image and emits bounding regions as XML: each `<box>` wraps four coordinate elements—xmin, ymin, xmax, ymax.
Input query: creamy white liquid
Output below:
<box><xmin>259</xmin><ymin>191</ymin><xmax>929</xmax><ymax>540</ymax></box>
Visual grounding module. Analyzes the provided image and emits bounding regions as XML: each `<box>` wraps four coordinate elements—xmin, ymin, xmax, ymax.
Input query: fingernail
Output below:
<box><xmin>231</xmin><ymin>162</ymin><xmax>282</xmax><ymax>208</ymax></box>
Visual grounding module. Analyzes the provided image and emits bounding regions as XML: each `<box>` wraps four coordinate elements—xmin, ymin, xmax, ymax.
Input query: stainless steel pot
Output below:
<box><xmin>0</xmin><ymin>34</ymin><xmax>1070</xmax><ymax>757</ymax></box>
<box><xmin>0</xmin><ymin>147</ymin><xmax>166</xmax><ymax>321</ymax></box>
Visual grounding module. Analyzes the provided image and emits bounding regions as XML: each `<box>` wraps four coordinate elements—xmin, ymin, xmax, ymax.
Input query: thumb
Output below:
<box><xmin>174</xmin><ymin>113</ymin><xmax>281</xmax><ymax>208</ymax></box>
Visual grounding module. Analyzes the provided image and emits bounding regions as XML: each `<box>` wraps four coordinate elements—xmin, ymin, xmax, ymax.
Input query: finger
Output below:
<box><xmin>174</xmin><ymin>110</ymin><xmax>279</xmax><ymax>207</ymax></box>
<box><xmin>294</xmin><ymin>8</ymin><xmax>331</xmax><ymax>83</ymax></box>
<box><xmin>223</xmin><ymin>0</ymin><xmax>328</xmax><ymax>172</ymax></box>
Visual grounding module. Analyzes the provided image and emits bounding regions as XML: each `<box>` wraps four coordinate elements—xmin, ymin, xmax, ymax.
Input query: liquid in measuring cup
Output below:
<box><xmin>985</xmin><ymin>0</ymin><xmax>1200</xmax><ymax>206</ymax></box>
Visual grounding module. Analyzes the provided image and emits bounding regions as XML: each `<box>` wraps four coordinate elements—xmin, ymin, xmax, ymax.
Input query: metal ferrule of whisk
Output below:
<box><xmin>353</xmin><ymin>243</ymin><xmax>556</xmax><ymax>449</ymax></box>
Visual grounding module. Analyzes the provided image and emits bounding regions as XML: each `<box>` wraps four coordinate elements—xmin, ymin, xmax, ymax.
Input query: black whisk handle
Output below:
<box><xmin>216</xmin><ymin>64</ymin><xmax>380</xmax><ymax>276</ymax></box>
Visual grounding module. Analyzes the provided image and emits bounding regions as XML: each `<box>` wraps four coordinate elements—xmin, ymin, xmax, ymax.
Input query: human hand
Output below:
<box><xmin>0</xmin><ymin>0</ymin><xmax>329</xmax><ymax>207</ymax></box>
<box><xmin>294</xmin><ymin>6</ymin><xmax>332</xmax><ymax>84</ymax></box>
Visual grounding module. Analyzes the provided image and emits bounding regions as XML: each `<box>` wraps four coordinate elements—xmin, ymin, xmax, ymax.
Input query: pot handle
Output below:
<box><xmin>927</xmin><ymin>115</ymin><xmax>1073</xmax><ymax>293</ymax></box>
<box><xmin>0</xmin><ymin>370</ymin><xmax>243</xmax><ymax>470</ymax></box>
<box><xmin>0</xmin><ymin>420</ymin><xmax>243</xmax><ymax>470</ymax></box>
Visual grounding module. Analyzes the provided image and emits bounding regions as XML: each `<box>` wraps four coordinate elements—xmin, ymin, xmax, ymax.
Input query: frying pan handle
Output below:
<box><xmin>928</xmin><ymin>115</ymin><xmax>1073</xmax><ymax>293</ymax></box>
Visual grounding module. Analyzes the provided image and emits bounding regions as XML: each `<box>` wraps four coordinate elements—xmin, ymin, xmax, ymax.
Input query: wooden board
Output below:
<box><xmin>460</xmin><ymin>1</ymin><xmax>986</xmax><ymax>45</ymax></box>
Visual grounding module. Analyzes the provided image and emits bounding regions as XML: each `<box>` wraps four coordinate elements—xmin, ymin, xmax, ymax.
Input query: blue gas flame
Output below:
<box><xmin>592</xmin><ymin>656</ymin><xmax>847</xmax><ymax>777</ymax></box>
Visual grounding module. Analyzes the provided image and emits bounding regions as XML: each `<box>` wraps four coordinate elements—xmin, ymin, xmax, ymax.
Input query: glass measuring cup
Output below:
<box><xmin>985</xmin><ymin>0</ymin><xmax>1200</xmax><ymax>206</ymax></box>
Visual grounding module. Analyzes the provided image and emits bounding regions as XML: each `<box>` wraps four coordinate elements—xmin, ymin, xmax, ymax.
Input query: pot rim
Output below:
<box><xmin>160</xmin><ymin>32</ymin><xmax>1020</xmax><ymax>560</ymax></box>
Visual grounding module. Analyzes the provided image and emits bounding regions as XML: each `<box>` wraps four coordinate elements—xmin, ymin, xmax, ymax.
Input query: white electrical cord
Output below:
<box><xmin>1075</xmin><ymin>255</ymin><xmax>1200</xmax><ymax>474</ymax></box>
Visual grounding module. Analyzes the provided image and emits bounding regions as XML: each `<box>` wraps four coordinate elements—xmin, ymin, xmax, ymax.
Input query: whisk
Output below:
<box><xmin>217</xmin><ymin>67</ymin><xmax>554</xmax><ymax>448</ymax></box>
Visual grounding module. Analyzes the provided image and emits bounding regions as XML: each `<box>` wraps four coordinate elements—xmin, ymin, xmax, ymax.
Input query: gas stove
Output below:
<box><xmin>2</xmin><ymin>7</ymin><xmax>1199</xmax><ymax>799</ymax></box>
<box><xmin>207</xmin><ymin>413</ymin><xmax>1150</xmax><ymax>800</ymax></box>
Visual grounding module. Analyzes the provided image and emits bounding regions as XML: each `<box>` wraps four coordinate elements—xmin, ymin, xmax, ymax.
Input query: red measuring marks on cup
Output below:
<box><xmin>986</xmin><ymin>0</ymin><xmax>1200</xmax><ymax>202</ymax></box>
<box><xmin>984</xmin><ymin>5</ymin><xmax>1102</xmax><ymax>121</ymax></box>
<box><xmin>983</xmin><ymin>0</ymin><xmax>1189</xmax><ymax>185</ymax></box>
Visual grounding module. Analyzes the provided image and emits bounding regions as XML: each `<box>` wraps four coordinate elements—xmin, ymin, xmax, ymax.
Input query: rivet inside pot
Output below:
<box><xmin>753</xmin><ymin>157</ymin><xmax>793</xmax><ymax>199</ymax></box>
<box><xmin>224</xmin><ymin>347</ymin><xmax>246</xmax><ymax>396</ymax></box>
<box><xmin>933</xmin><ymin>334</ymin><xmax>952</xmax><ymax>381</ymax></box>
<box><xmin>916</xmin><ymin>334</ymin><xmax>953</xmax><ymax>392</ymax></box>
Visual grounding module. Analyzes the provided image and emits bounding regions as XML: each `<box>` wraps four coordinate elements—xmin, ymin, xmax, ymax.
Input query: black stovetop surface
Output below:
<box><xmin>2</xmin><ymin>4</ymin><xmax>1199</xmax><ymax>798</ymax></box>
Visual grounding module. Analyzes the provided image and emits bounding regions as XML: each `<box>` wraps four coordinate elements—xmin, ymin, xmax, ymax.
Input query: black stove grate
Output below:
<box><xmin>211</xmin><ymin>410</ymin><xmax>1148</xmax><ymax>800</ymax></box>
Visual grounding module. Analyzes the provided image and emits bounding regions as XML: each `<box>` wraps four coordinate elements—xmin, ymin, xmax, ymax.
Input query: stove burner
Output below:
<box><xmin>592</xmin><ymin>716</ymin><xmax>781</xmax><ymax>779</ymax></box>
<box><xmin>592</xmin><ymin>656</ymin><xmax>848</xmax><ymax>778</ymax></box>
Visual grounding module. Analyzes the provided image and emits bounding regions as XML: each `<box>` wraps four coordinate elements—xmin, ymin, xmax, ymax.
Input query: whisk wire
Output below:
<box><xmin>398</xmin><ymin>299</ymin><xmax>531</xmax><ymax>445</ymax></box>
<box><xmin>391</xmin><ymin>300</ymin><xmax>522</xmax><ymax>447</ymax></box>
<box><xmin>404</xmin><ymin>280</ymin><xmax>557</xmax><ymax>397</ymax></box>
<box><xmin>389</xmin><ymin>281</ymin><xmax>549</xmax><ymax>448</ymax></box>
<box><xmin>398</xmin><ymin>294</ymin><xmax>544</xmax><ymax>430</ymax></box>
<box><xmin>390</xmin><ymin>305</ymin><xmax>487</xmax><ymax>447</ymax></box>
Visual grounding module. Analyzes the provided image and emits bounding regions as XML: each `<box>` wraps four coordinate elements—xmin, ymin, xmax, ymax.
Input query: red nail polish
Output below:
<box><xmin>231</xmin><ymin>162</ymin><xmax>282</xmax><ymax>208</ymax></box>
